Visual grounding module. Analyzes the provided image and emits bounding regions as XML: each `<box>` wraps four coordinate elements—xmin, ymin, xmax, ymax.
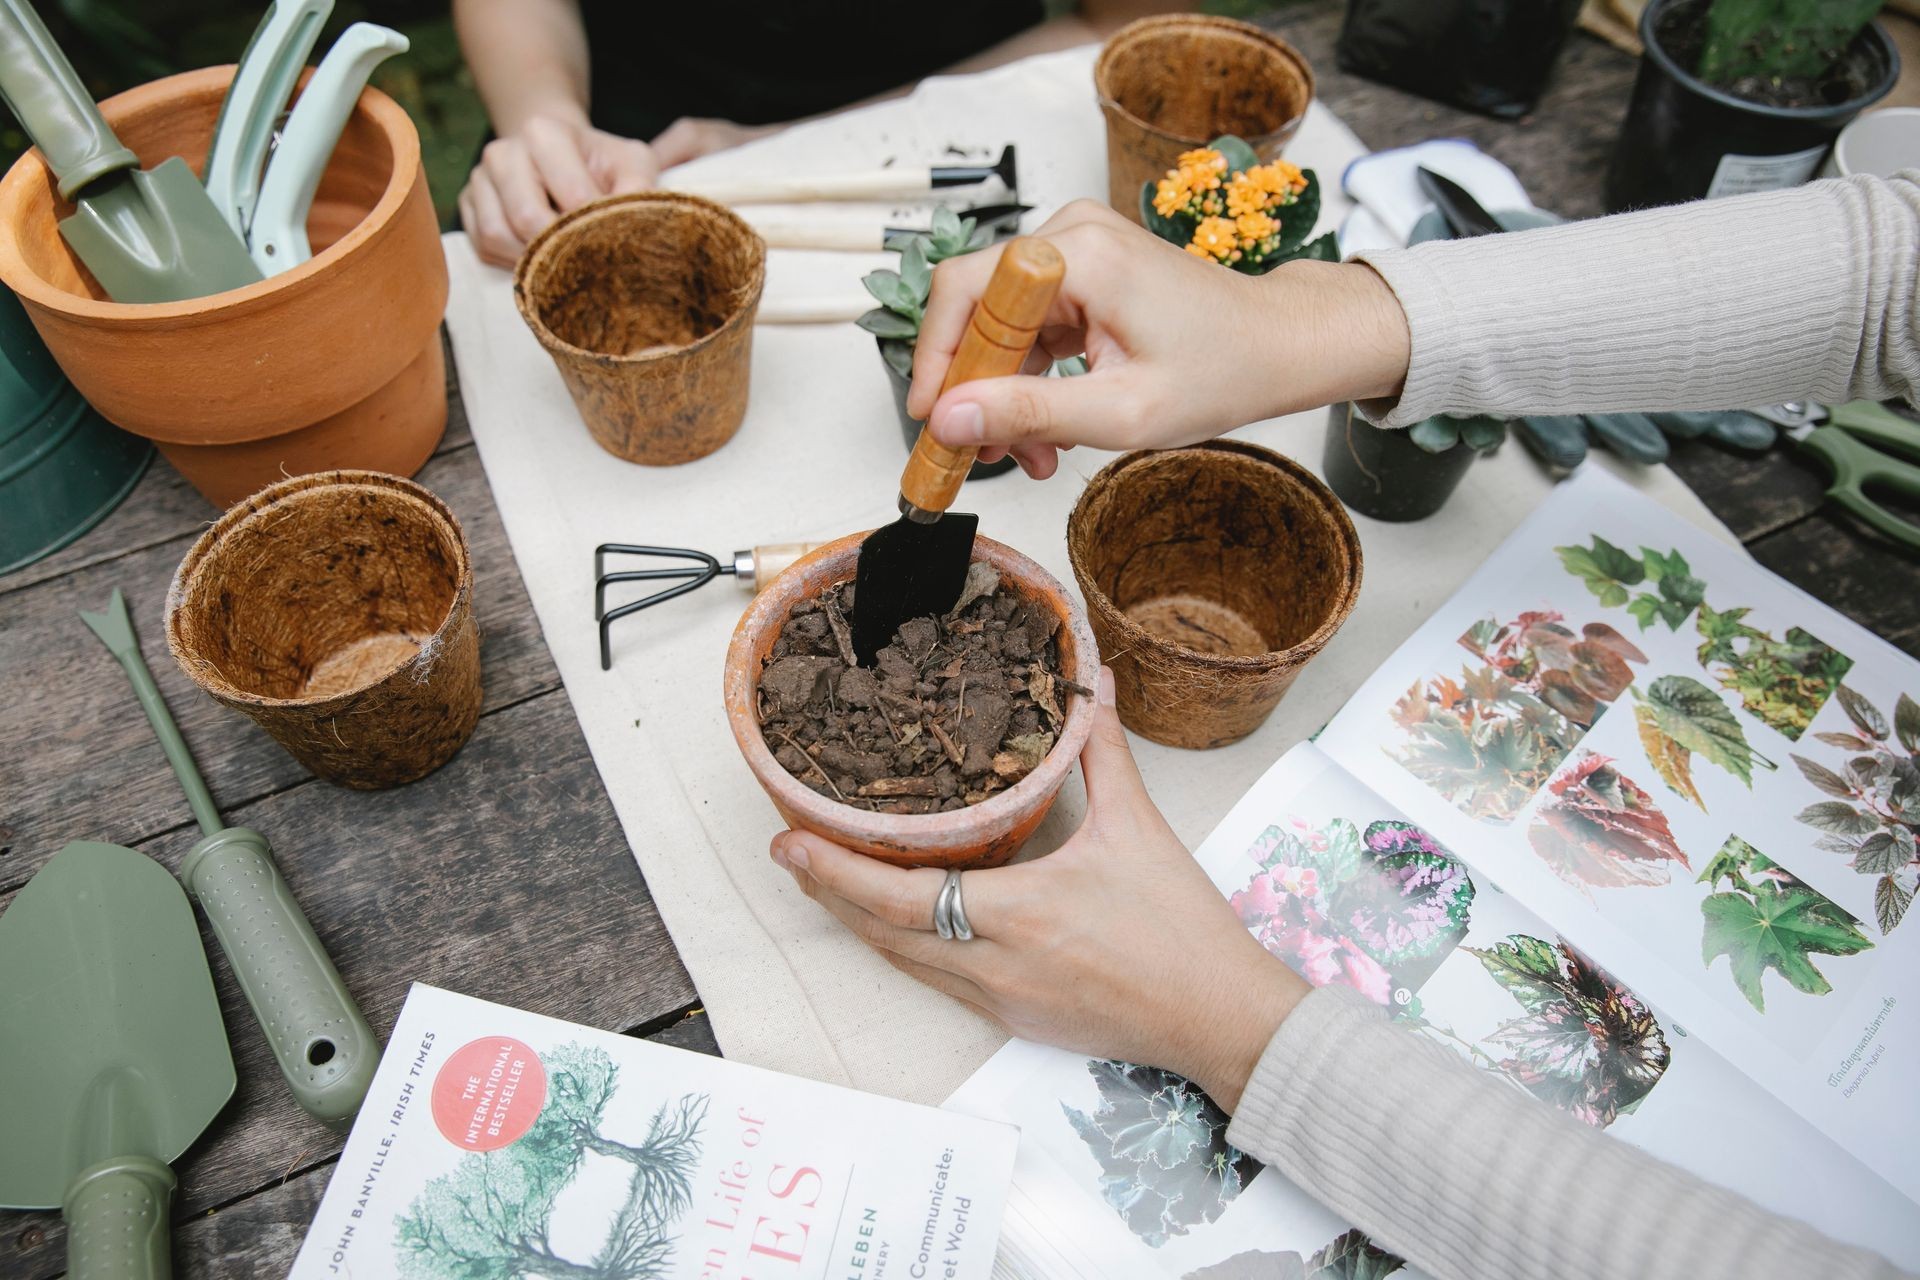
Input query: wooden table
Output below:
<box><xmin>2</xmin><ymin>7</ymin><xmax>1915</xmax><ymax>1277</ymax></box>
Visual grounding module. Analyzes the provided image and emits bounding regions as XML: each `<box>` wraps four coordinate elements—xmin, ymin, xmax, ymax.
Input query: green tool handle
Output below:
<box><xmin>64</xmin><ymin>1156</ymin><xmax>173</xmax><ymax>1280</ymax></box>
<box><xmin>1804</xmin><ymin>403</ymin><xmax>1920</xmax><ymax>554</ymax></box>
<box><xmin>0</xmin><ymin>0</ymin><xmax>137</xmax><ymax>199</ymax></box>
<box><xmin>109</xmin><ymin>649</ymin><xmax>222</xmax><ymax>838</ymax></box>
<box><xmin>182</xmin><ymin>828</ymin><xmax>378</xmax><ymax>1130</ymax></box>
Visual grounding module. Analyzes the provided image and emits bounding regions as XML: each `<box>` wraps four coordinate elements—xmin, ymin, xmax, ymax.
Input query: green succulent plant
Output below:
<box><xmin>1698</xmin><ymin>0</ymin><xmax>1883</xmax><ymax>87</ymax></box>
<box><xmin>1409</xmin><ymin>413</ymin><xmax>1508</xmax><ymax>455</ymax></box>
<box><xmin>856</xmin><ymin>207</ymin><xmax>985</xmax><ymax>378</ymax></box>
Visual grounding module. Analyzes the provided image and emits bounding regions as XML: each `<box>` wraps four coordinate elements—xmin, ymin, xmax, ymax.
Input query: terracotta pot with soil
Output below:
<box><xmin>0</xmin><ymin>67</ymin><xmax>449</xmax><ymax>507</ymax></box>
<box><xmin>1069</xmin><ymin>442</ymin><xmax>1362</xmax><ymax>749</ymax></box>
<box><xmin>1094</xmin><ymin>15</ymin><xmax>1314</xmax><ymax>223</ymax></box>
<box><xmin>516</xmin><ymin>192</ymin><xmax>765</xmax><ymax>465</ymax></box>
<box><xmin>167</xmin><ymin>470</ymin><xmax>481</xmax><ymax>790</ymax></box>
<box><xmin>725</xmin><ymin>533</ymin><xmax>1101</xmax><ymax>870</ymax></box>
<box><xmin>1605</xmin><ymin>0</ymin><xmax>1897</xmax><ymax>210</ymax></box>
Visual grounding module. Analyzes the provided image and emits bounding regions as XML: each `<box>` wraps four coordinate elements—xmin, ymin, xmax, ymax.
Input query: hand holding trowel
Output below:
<box><xmin>851</xmin><ymin>236</ymin><xmax>1064</xmax><ymax>662</ymax></box>
<box><xmin>81</xmin><ymin>589</ymin><xmax>378</xmax><ymax>1131</ymax></box>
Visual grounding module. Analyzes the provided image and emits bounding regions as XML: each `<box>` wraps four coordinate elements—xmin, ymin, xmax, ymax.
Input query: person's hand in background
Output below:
<box><xmin>649</xmin><ymin>116</ymin><xmax>782</xmax><ymax>168</ymax></box>
<box><xmin>768</xmin><ymin>669</ymin><xmax>1308</xmax><ymax>1111</ymax></box>
<box><xmin>457</xmin><ymin>109</ymin><xmax>658</xmax><ymax>267</ymax></box>
<box><xmin>908</xmin><ymin>200</ymin><xmax>1412</xmax><ymax>478</ymax></box>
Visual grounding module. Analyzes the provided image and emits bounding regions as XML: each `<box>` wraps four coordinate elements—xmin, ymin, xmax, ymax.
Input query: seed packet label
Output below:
<box><xmin>290</xmin><ymin>984</ymin><xmax>1017</xmax><ymax>1279</ymax></box>
<box><xmin>1706</xmin><ymin>145</ymin><xmax>1830</xmax><ymax>199</ymax></box>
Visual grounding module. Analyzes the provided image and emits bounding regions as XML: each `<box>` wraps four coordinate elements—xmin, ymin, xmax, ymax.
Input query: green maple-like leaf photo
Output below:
<box><xmin>1698</xmin><ymin>838</ymin><xmax>1874</xmax><ymax>1013</ymax></box>
<box><xmin>1556</xmin><ymin>536</ymin><xmax>1645</xmax><ymax>608</ymax></box>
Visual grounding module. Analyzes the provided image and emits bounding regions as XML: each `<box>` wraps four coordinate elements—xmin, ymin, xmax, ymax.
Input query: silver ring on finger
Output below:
<box><xmin>933</xmin><ymin>869</ymin><xmax>973</xmax><ymax>942</ymax></box>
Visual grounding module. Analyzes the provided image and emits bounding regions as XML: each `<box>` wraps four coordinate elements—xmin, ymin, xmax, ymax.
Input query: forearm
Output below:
<box><xmin>1226</xmin><ymin>986</ymin><xmax>1906</xmax><ymax>1280</ymax></box>
<box><xmin>453</xmin><ymin>0</ymin><xmax>592</xmax><ymax>134</ymax></box>
<box><xmin>1352</xmin><ymin>174</ymin><xmax>1920</xmax><ymax>426</ymax></box>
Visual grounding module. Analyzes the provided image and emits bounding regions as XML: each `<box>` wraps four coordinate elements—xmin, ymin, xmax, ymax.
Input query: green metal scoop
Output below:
<box><xmin>0</xmin><ymin>0</ymin><xmax>262</xmax><ymax>302</ymax></box>
<box><xmin>0</xmin><ymin>840</ymin><xmax>236</xmax><ymax>1280</ymax></box>
<box><xmin>82</xmin><ymin>589</ymin><xmax>378</xmax><ymax>1130</ymax></box>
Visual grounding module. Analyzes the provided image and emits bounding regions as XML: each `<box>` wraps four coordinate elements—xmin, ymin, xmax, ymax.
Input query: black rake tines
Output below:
<box><xmin>594</xmin><ymin>544</ymin><xmax>738</xmax><ymax>671</ymax></box>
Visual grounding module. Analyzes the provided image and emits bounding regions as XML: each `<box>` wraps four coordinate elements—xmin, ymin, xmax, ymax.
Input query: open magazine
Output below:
<box><xmin>947</xmin><ymin>468</ymin><xmax>1920</xmax><ymax>1279</ymax></box>
<box><xmin>290</xmin><ymin>985</ymin><xmax>1017</xmax><ymax>1279</ymax></box>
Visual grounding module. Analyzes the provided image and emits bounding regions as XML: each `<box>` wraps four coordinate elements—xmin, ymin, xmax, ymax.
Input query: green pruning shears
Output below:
<box><xmin>1748</xmin><ymin>400</ymin><xmax>1920</xmax><ymax>554</ymax></box>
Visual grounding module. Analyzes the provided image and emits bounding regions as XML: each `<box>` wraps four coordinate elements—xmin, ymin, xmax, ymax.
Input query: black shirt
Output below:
<box><xmin>577</xmin><ymin>1</ymin><xmax>1047</xmax><ymax>141</ymax></box>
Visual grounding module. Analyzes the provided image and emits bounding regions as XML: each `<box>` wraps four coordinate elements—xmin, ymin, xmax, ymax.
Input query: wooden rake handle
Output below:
<box><xmin>898</xmin><ymin>236</ymin><xmax>1065</xmax><ymax>516</ymax></box>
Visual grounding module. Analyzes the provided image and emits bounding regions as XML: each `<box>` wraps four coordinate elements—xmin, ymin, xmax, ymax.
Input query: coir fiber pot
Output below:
<box><xmin>725</xmin><ymin>532</ymin><xmax>1100</xmax><ymax>870</ymax></box>
<box><xmin>0</xmin><ymin>67</ymin><xmax>449</xmax><ymax>507</ymax></box>
<box><xmin>1068</xmin><ymin>441</ymin><xmax>1363</xmax><ymax>749</ymax></box>
<box><xmin>1605</xmin><ymin>0</ymin><xmax>1897</xmax><ymax>211</ymax></box>
<box><xmin>166</xmin><ymin>471</ymin><xmax>481</xmax><ymax>790</ymax></box>
<box><xmin>1321</xmin><ymin>402</ymin><xmax>1478</xmax><ymax>522</ymax></box>
<box><xmin>878</xmin><ymin>338</ymin><xmax>1017</xmax><ymax>480</ymax></box>
<box><xmin>1094</xmin><ymin>15</ymin><xmax>1314</xmax><ymax>223</ymax></box>
<box><xmin>0</xmin><ymin>284</ymin><xmax>149</xmax><ymax>574</ymax></box>
<box><xmin>515</xmin><ymin>192</ymin><xmax>765</xmax><ymax>465</ymax></box>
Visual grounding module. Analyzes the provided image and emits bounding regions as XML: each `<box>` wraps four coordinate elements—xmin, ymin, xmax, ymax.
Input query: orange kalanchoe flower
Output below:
<box><xmin>1187</xmin><ymin>216</ymin><xmax>1242</xmax><ymax>263</ymax></box>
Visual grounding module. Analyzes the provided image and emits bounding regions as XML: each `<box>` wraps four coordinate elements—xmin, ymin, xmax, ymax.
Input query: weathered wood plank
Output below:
<box><xmin>1750</xmin><ymin>508</ymin><xmax>1920</xmax><ymax>656</ymax></box>
<box><xmin>1</xmin><ymin>330</ymin><xmax>472</xmax><ymax>596</ymax></box>
<box><xmin>0</xmin><ymin>442</ymin><xmax>559</xmax><ymax>896</ymax></box>
<box><xmin>0</xmin><ymin>692</ymin><xmax>698</xmax><ymax>1280</ymax></box>
<box><xmin>1664</xmin><ymin>439</ymin><xmax>1830</xmax><ymax>542</ymax></box>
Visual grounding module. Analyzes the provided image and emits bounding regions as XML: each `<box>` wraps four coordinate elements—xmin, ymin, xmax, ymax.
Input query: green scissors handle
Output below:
<box><xmin>1798</xmin><ymin>401</ymin><xmax>1920</xmax><ymax>553</ymax></box>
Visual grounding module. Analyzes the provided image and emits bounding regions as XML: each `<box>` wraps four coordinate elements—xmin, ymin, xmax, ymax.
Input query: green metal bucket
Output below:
<box><xmin>0</xmin><ymin>285</ymin><xmax>150</xmax><ymax>576</ymax></box>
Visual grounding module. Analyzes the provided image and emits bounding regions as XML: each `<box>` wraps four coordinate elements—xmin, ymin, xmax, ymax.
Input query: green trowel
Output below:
<box><xmin>0</xmin><ymin>0</ymin><xmax>262</xmax><ymax>302</ymax></box>
<box><xmin>81</xmin><ymin>590</ymin><xmax>378</xmax><ymax>1130</ymax></box>
<box><xmin>0</xmin><ymin>840</ymin><xmax>236</xmax><ymax>1280</ymax></box>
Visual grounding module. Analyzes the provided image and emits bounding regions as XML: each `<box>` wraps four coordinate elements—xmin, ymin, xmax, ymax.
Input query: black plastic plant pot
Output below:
<box><xmin>878</xmin><ymin>339</ymin><xmax>1016</xmax><ymax>480</ymax></box>
<box><xmin>1321</xmin><ymin>403</ymin><xmax>1477</xmax><ymax>522</ymax></box>
<box><xmin>1605</xmin><ymin>0</ymin><xmax>1898</xmax><ymax>212</ymax></box>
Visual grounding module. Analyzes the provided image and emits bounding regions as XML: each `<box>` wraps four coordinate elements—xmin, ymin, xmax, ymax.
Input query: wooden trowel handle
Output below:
<box><xmin>898</xmin><ymin>236</ymin><xmax>1065</xmax><ymax>517</ymax></box>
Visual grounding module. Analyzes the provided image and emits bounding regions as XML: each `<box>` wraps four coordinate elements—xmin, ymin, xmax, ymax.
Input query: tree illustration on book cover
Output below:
<box><xmin>396</xmin><ymin>1043</ymin><xmax>710</xmax><ymax>1279</ymax></box>
<box><xmin>1462</xmin><ymin>935</ymin><xmax>1670</xmax><ymax>1127</ymax></box>
<box><xmin>1527</xmin><ymin>752</ymin><xmax>1689</xmax><ymax>895</ymax></box>
<box><xmin>1388</xmin><ymin>612</ymin><xmax>1645</xmax><ymax>822</ymax></box>
<box><xmin>1698</xmin><ymin>837</ymin><xmax>1874</xmax><ymax>1013</ymax></box>
<box><xmin>1183</xmin><ymin>1228</ymin><xmax>1405</xmax><ymax>1279</ymax></box>
<box><xmin>1632</xmin><ymin>674</ymin><xmax>1777</xmax><ymax>811</ymax></box>
<box><xmin>1789</xmin><ymin>686</ymin><xmax>1920</xmax><ymax>934</ymax></box>
<box><xmin>1062</xmin><ymin>1060</ymin><xmax>1261</xmax><ymax>1248</ymax></box>
<box><xmin>1229</xmin><ymin>817</ymin><xmax>1475</xmax><ymax>1008</ymax></box>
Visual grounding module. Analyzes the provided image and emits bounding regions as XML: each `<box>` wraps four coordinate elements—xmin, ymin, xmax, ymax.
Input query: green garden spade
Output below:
<box><xmin>0</xmin><ymin>840</ymin><xmax>236</xmax><ymax>1280</ymax></box>
<box><xmin>81</xmin><ymin>589</ymin><xmax>378</xmax><ymax>1130</ymax></box>
<box><xmin>0</xmin><ymin>0</ymin><xmax>262</xmax><ymax>302</ymax></box>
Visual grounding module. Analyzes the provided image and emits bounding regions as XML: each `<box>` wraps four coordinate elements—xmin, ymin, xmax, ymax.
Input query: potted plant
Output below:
<box><xmin>1322</xmin><ymin>405</ymin><xmax>1508</xmax><ymax>522</ymax></box>
<box><xmin>1138</xmin><ymin>135</ymin><xmax>1338</xmax><ymax>268</ymax></box>
<box><xmin>1606</xmin><ymin>0</ymin><xmax>1897</xmax><ymax>211</ymax></box>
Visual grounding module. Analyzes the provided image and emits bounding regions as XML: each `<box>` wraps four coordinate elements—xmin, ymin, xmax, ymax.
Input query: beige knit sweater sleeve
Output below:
<box><xmin>1225</xmin><ymin>986</ymin><xmax>1911</xmax><ymax>1280</ymax></box>
<box><xmin>1349</xmin><ymin>173</ymin><xmax>1920</xmax><ymax>428</ymax></box>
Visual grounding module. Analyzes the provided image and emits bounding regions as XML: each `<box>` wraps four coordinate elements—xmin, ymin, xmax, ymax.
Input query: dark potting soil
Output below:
<box><xmin>1656</xmin><ymin>0</ymin><xmax>1879</xmax><ymax>110</ymax></box>
<box><xmin>756</xmin><ymin>564</ymin><xmax>1082</xmax><ymax>814</ymax></box>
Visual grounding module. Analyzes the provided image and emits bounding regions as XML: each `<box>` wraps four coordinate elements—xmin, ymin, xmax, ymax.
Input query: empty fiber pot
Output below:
<box><xmin>166</xmin><ymin>471</ymin><xmax>481</xmax><ymax>789</ymax></box>
<box><xmin>724</xmin><ymin>532</ymin><xmax>1100</xmax><ymax>870</ymax></box>
<box><xmin>515</xmin><ymin>192</ymin><xmax>766</xmax><ymax>465</ymax></box>
<box><xmin>1095</xmin><ymin>15</ymin><xmax>1314</xmax><ymax>223</ymax></box>
<box><xmin>1068</xmin><ymin>442</ymin><xmax>1363</xmax><ymax>749</ymax></box>
<box><xmin>0</xmin><ymin>67</ymin><xmax>449</xmax><ymax>507</ymax></box>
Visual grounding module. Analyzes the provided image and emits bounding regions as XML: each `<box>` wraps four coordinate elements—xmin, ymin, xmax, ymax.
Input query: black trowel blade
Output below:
<box><xmin>852</xmin><ymin>512</ymin><xmax>980</xmax><ymax>665</ymax></box>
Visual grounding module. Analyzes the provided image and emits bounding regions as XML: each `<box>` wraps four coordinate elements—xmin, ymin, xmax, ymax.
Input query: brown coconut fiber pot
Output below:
<box><xmin>0</xmin><ymin>67</ymin><xmax>449</xmax><ymax>508</ymax></box>
<box><xmin>515</xmin><ymin>192</ymin><xmax>765</xmax><ymax>465</ymax></box>
<box><xmin>1095</xmin><ymin>14</ymin><xmax>1316</xmax><ymax>222</ymax></box>
<box><xmin>1068</xmin><ymin>442</ymin><xmax>1362</xmax><ymax>750</ymax></box>
<box><xmin>166</xmin><ymin>471</ymin><xmax>481</xmax><ymax>790</ymax></box>
<box><xmin>725</xmin><ymin>532</ymin><xmax>1101</xmax><ymax>870</ymax></box>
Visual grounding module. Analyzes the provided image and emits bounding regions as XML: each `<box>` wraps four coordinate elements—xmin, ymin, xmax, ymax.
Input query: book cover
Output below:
<box><xmin>292</xmin><ymin>984</ymin><xmax>1017</xmax><ymax>1279</ymax></box>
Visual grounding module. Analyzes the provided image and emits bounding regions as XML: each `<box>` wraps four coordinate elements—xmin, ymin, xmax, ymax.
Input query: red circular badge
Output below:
<box><xmin>431</xmin><ymin>1037</ymin><xmax>548</xmax><ymax>1152</ymax></box>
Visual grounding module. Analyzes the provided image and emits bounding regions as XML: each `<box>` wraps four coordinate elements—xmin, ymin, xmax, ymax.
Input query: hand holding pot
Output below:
<box><xmin>459</xmin><ymin>110</ymin><xmax>659</xmax><ymax>266</ymax></box>
<box><xmin>909</xmin><ymin>201</ymin><xmax>1410</xmax><ymax>478</ymax></box>
<box><xmin>768</xmin><ymin>668</ymin><xmax>1308</xmax><ymax>1110</ymax></box>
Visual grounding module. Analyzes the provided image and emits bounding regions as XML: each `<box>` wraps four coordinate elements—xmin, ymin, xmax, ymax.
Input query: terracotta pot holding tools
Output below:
<box><xmin>515</xmin><ymin>191</ymin><xmax>766</xmax><ymax>465</ymax></box>
<box><xmin>167</xmin><ymin>470</ymin><xmax>481</xmax><ymax>789</ymax></box>
<box><xmin>0</xmin><ymin>66</ymin><xmax>449</xmax><ymax>508</ymax></box>
<box><xmin>725</xmin><ymin>532</ymin><xmax>1101</xmax><ymax>870</ymax></box>
<box><xmin>1068</xmin><ymin>442</ymin><xmax>1363</xmax><ymax>749</ymax></box>
<box><xmin>1094</xmin><ymin>15</ymin><xmax>1315</xmax><ymax>223</ymax></box>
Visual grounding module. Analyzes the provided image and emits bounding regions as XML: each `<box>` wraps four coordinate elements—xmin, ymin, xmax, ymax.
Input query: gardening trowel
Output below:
<box><xmin>81</xmin><ymin>589</ymin><xmax>378</xmax><ymax>1131</ymax></box>
<box><xmin>0</xmin><ymin>840</ymin><xmax>236</xmax><ymax>1279</ymax></box>
<box><xmin>0</xmin><ymin>0</ymin><xmax>263</xmax><ymax>302</ymax></box>
<box><xmin>851</xmin><ymin>235</ymin><xmax>1064</xmax><ymax>663</ymax></box>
